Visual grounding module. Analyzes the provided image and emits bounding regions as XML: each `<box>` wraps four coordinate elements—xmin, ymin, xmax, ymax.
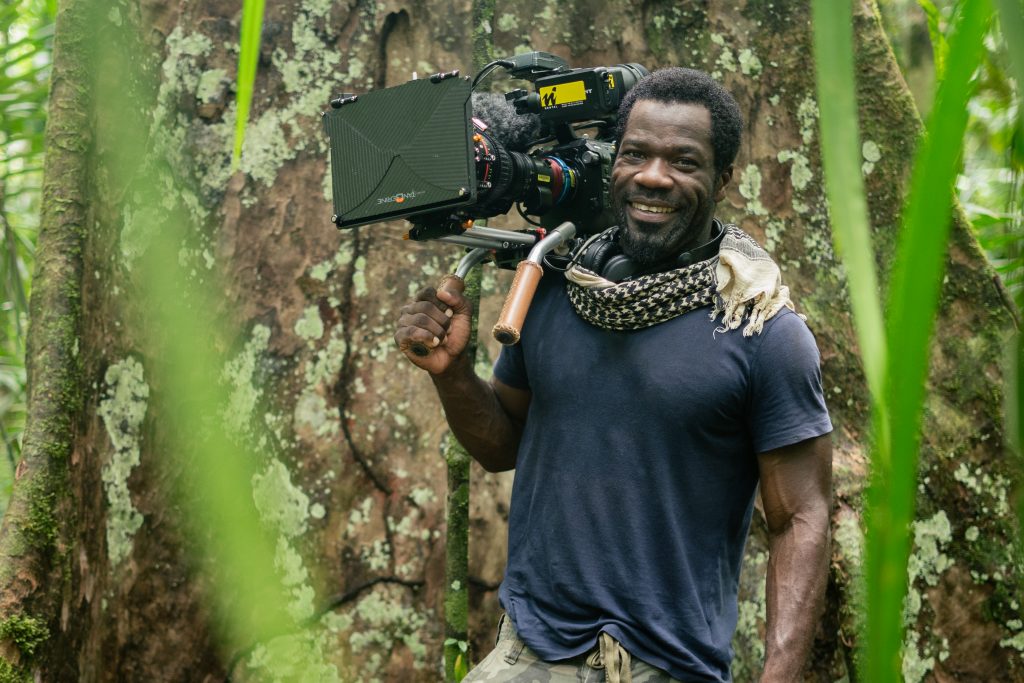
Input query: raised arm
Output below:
<box><xmin>394</xmin><ymin>282</ymin><xmax>530</xmax><ymax>471</ymax></box>
<box><xmin>757</xmin><ymin>434</ymin><xmax>832</xmax><ymax>682</ymax></box>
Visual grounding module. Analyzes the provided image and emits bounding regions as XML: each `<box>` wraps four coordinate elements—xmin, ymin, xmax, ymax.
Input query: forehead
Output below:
<box><xmin>621</xmin><ymin>100</ymin><xmax>713</xmax><ymax>149</ymax></box>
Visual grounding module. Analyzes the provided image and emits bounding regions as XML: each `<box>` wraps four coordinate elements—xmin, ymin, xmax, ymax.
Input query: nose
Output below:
<box><xmin>633</xmin><ymin>157</ymin><xmax>674</xmax><ymax>190</ymax></box>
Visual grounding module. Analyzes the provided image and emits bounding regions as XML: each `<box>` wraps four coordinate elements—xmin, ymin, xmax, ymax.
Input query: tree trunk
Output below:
<box><xmin>0</xmin><ymin>0</ymin><xmax>1018</xmax><ymax>681</ymax></box>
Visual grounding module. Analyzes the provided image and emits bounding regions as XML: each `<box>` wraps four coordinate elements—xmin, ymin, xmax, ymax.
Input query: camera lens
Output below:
<box><xmin>614</xmin><ymin>64</ymin><xmax>650</xmax><ymax>93</ymax></box>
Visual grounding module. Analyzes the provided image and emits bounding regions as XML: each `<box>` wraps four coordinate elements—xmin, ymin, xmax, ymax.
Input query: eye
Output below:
<box><xmin>619</xmin><ymin>149</ymin><xmax>645</xmax><ymax>161</ymax></box>
<box><xmin>673</xmin><ymin>157</ymin><xmax>698</xmax><ymax>169</ymax></box>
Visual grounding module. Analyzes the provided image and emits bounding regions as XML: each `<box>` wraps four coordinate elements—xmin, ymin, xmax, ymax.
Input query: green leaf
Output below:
<box><xmin>812</xmin><ymin>0</ymin><xmax>888</xmax><ymax>400</ymax></box>
<box><xmin>917</xmin><ymin>0</ymin><xmax>949</xmax><ymax>78</ymax></box>
<box><xmin>231</xmin><ymin>0</ymin><xmax>266</xmax><ymax>172</ymax></box>
<box><xmin>878</xmin><ymin>1</ymin><xmax>992</xmax><ymax>680</ymax></box>
<box><xmin>454</xmin><ymin>653</ymin><xmax>469</xmax><ymax>681</ymax></box>
<box><xmin>0</xmin><ymin>62</ymin><xmax>52</xmax><ymax>88</ymax></box>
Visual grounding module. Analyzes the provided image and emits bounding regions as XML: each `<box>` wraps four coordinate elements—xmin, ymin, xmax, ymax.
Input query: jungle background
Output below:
<box><xmin>0</xmin><ymin>0</ymin><xmax>1021</xmax><ymax>681</ymax></box>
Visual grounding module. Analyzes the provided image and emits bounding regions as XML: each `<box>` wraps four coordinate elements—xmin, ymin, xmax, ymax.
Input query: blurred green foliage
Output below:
<box><xmin>959</xmin><ymin>34</ymin><xmax>1023</xmax><ymax>310</ymax></box>
<box><xmin>882</xmin><ymin>0</ymin><xmax>1023</xmax><ymax>309</ymax></box>
<box><xmin>0</xmin><ymin>0</ymin><xmax>55</xmax><ymax>514</ymax></box>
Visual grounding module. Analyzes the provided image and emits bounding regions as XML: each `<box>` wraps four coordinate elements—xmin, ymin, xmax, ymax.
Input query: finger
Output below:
<box><xmin>413</xmin><ymin>286</ymin><xmax>455</xmax><ymax>319</ymax></box>
<box><xmin>395</xmin><ymin>326</ymin><xmax>441</xmax><ymax>355</ymax></box>
<box><xmin>401</xmin><ymin>299</ymin><xmax>452</xmax><ymax>324</ymax></box>
<box><xmin>435</xmin><ymin>287</ymin><xmax>467</xmax><ymax>316</ymax></box>
<box><xmin>396</xmin><ymin>310</ymin><xmax>449</xmax><ymax>340</ymax></box>
<box><xmin>415</xmin><ymin>286</ymin><xmax>447</xmax><ymax>309</ymax></box>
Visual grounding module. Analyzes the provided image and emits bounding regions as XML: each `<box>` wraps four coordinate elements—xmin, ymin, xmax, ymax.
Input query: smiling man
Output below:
<box><xmin>614</xmin><ymin>98</ymin><xmax>729</xmax><ymax>269</ymax></box>
<box><xmin>395</xmin><ymin>68</ymin><xmax>833</xmax><ymax>682</ymax></box>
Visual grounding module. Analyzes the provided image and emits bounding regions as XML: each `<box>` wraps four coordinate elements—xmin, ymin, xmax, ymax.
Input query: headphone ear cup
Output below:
<box><xmin>601</xmin><ymin>254</ymin><xmax>639</xmax><ymax>281</ymax></box>
<box><xmin>579</xmin><ymin>240</ymin><xmax>622</xmax><ymax>275</ymax></box>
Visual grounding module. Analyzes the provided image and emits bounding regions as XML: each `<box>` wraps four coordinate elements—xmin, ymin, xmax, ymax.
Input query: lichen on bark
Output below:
<box><xmin>98</xmin><ymin>357</ymin><xmax>149</xmax><ymax>566</ymax></box>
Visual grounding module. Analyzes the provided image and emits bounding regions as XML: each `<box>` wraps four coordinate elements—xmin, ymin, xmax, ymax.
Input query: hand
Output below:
<box><xmin>394</xmin><ymin>279</ymin><xmax>473</xmax><ymax>375</ymax></box>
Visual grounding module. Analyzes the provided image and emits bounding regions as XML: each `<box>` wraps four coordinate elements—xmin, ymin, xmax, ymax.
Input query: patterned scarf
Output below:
<box><xmin>564</xmin><ymin>224</ymin><xmax>799</xmax><ymax>336</ymax></box>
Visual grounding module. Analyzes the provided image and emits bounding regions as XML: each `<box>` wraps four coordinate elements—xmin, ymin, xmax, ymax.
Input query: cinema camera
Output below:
<box><xmin>322</xmin><ymin>52</ymin><xmax>648</xmax><ymax>346</ymax></box>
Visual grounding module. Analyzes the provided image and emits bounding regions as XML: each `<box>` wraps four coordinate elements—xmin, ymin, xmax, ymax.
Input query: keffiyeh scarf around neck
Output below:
<box><xmin>564</xmin><ymin>224</ymin><xmax>800</xmax><ymax>336</ymax></box>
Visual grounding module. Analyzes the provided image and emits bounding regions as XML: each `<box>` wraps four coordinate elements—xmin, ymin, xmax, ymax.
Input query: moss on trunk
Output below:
<box><xmin>0</xmin><ymin>0</ymin><xmax>95</xmax><ymax>673</ymax></box>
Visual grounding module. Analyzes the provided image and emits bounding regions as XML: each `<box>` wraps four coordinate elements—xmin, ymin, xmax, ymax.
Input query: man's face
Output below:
<box><xmin>611</xmin><ymin>100</ymin><xmax>732</xmax><ymax>269</ymax></box>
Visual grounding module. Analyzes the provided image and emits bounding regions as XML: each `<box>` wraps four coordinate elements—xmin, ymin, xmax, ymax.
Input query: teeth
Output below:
<box><xmin>631</xmin><ymin>202</ymin><xmax>676</xmax><ymax>214</ymax></box>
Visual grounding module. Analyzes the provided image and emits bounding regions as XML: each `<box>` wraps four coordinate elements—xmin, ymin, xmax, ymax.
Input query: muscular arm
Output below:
<box><xmin>395</xmin><ymin>283</ymin><xmax>531</xmax><ymax>472</ymax></box>
<box><xmin>432</xmin><ymin>360</ymin><xmax>530</xmax><ymax>472</ymax></box>
<box><xmin>757</xmin><ymin>434</ymin><xmax>832</xmax><ymax>682</ymax></box>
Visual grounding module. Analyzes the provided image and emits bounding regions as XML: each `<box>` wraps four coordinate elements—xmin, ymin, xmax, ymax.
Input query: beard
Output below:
<box><xmin>615</xmin><ymin>197</ymin><xmax>702</xmax><ymax>268</ymax></box>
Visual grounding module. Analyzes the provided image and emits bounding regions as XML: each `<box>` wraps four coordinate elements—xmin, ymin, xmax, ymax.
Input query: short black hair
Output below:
<box><xmin>615</xmin><ymin>68</ymin><xmax>743</xmax><ymax>175</ymax></box>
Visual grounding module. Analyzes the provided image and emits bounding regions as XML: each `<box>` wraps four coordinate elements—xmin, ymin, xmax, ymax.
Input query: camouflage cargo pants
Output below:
<box><xmin>462</xmin><ymin>615</ymin><xmax>682</xmax><ymax>683</ymax></box>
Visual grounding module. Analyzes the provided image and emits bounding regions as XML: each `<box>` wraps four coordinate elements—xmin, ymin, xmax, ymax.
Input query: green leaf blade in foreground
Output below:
<box><xmin>142</xmin><ymin>219</ymin><xmax>340</xmax><ymax>679</ymax></box>
<box><xmin>811</xmin><ymin>0</ymin><xmax>888</xmax><ymax>403</ymax></box>
<box><xmin>232</xmin><ymin>0</ymin><xmax>266</xmax><ymax>170</ymax></box>
<box><xmin>811</xmin><ymin>2</ymin><xmax>893</xmax><ymax>676</ymax></box>
<box><xmin>144</xmin><ymin>224</ymin><xmax>293</xmax><ymax>650</ymax></box>
<box><xmin>95</xmin><ymin>3</ymin><xmax>329</xmax><ymax>669</ymax></box>
<box><xmin>876</xmin><ymin>1</ymin><xmax>992</xmax><ymax>681</ymax></box>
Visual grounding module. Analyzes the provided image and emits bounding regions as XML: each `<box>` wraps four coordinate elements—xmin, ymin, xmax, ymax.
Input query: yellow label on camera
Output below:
<box><xmin>539</xmin><ymin>81</ymin><xmax>586</xmax><ymax>108</ymax></box>
<box><xmin>537</xmin><ymin>174</ymin><xmax>551</xmax><ymax>183</ymax></box>
<box><xmin>608</xmin><ymin>74</ymin><xmax>616</xmax><ymax>89</ymax></box>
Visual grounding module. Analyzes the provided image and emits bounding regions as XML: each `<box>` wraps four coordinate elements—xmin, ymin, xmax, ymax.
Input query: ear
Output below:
<box><xmin>713</xmin><ymin>165</ymin><xmax>733</xmax><ymax>202</ymax></box>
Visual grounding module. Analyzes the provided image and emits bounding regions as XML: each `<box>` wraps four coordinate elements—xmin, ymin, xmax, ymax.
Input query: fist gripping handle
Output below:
<box><xmin>493</xmin><ymin>222</ymin><xmax>576</xmax><ymax>345</ymax></box>
<box><xmin>408</xmin><ymin>248</ymin><xmax>489</xmax><ymax>357</ymax></box>
<box><xmin>408</xmin><ymin>223</ymin><xmax>576</xmax><ymax>356</ymax></box>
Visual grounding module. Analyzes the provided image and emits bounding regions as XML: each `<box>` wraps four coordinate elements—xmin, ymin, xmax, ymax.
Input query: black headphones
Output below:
<box><xmin>575</xmin><ymin>219</ymin><xmax>726</xmax><ymax>281</ymax></box>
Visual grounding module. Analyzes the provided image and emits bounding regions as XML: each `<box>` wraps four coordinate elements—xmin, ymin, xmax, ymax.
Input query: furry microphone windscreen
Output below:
<box><xmin>471</xmin><ymin>92</ymin><xmax>542</xmax><ymax>153</ymax></box>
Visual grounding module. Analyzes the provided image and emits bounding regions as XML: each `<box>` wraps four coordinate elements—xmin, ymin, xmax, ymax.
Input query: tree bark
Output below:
<box><xmin>0</xmin><ymin>0</ymin><xmax>1018</xmax><ymax>681</ymax></box>
<box><xmin>0</xmin><ymin>0</ymin><xmax>92</xmax><ymax>678</ymax></box>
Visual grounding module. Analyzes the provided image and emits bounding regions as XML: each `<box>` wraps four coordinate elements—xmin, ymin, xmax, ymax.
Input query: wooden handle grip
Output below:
<box><xmin>408</xmin><ymin>275</ymin><xmax>465</xmax><ymax>357</ymax></box>
<box><xmin>492</xmin><ymin>261</ymin><xmax>543</xmax><ymax>345</ymax></box>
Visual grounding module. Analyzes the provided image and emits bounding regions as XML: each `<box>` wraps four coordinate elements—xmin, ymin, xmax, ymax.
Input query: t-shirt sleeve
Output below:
<box><xmin>493</xmin><ymin>340</ymin><xmax>531</xmax><ymax>390</ymax></box>
<box><xmin>747</xmin><ymin>312</ymin><xmax>833</xmax><ymax>453</ymax></box>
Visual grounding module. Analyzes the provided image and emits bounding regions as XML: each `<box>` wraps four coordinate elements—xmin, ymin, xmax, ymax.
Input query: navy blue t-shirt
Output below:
<box><xmin>493</xmin><ymin>273</ymin><xmax>832</xmax><ymax>682</ymax></box>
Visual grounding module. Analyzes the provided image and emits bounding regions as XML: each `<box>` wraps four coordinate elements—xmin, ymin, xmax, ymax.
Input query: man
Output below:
<box><xmin>394</xmin><ymin>68</ymin><xmax>832</xmax><ymax>682</ymax></box>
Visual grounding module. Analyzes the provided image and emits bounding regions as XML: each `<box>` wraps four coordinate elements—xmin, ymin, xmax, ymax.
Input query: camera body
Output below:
<box><xmin>322</xmin><ymin>52</ymin><xmax>648</xmax><ymax>267</ymax></box>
